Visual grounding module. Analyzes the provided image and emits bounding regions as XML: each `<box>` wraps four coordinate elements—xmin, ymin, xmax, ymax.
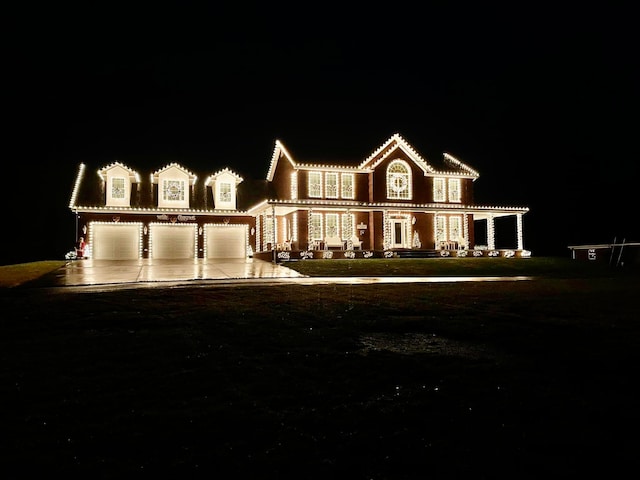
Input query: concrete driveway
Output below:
<box><xmin>32</xmin><ymin>258</ymin><xmax>534</xmax><ymax>291</ymax></box>
<box><xmin>46</xmin><ymin>258</ymin><xmax>306</xmax><ymax>287</ymax></box>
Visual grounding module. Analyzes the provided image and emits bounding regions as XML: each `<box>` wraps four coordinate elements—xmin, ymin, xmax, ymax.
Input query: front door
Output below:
<box><xmin>391</xmin><ymin>219</ymin><xmax>408</xmax><ymax>248</ymax></box>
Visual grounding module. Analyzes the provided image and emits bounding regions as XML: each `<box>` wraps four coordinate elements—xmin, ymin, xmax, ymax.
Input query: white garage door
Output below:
<box><xmin>206</xmin><ymin>225</ymin><xmax>246</xmax><ymax>258</ymax></box>
<box><xmin>151</xmin><ymin>224</ymin><xmax>197</xmax><ymax>259</ymax></box>
<box><xmin>91</xmin><ymin>223</ymin><xmax>141</xmax><ymax>260</ymax></box>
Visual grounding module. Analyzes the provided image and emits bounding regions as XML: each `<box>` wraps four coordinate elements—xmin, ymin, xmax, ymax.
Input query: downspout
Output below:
<box><xmin>74</xmin><ymin>208</ymin><xmax>79</xmax><ymax>243</ymax></box>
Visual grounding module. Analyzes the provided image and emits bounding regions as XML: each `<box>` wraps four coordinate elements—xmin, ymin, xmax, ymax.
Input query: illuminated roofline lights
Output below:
<box><xmin>443</xmin><ymin>152</ymin><xmax>479</xmax><ymax>177</ymax></box>
<box><xmin>97</xmin><ymin>161</ymin><xmax>141</xmax><ymax>183</ymax></box>
<box><xmin>152</xmin><ymin>162</ymin><xmax>198</xmax><ymax>185</ymax></box>
<box><xmin>204</xmin><ymin>167</ymin><xmax>244</xmax><ymax>186</ymax></box>
<box><xmin>69</xmin><ymin>163</ymin><xmax>86</xmax><ymax>209</ymax></box>
<box><xmin>266</xmin><ymin>140</ymin><xmax>297</xmax><ymax>181</ymax></box>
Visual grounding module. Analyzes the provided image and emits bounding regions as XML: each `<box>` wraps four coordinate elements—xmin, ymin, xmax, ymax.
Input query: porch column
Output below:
<box><xmin>516</xmin><ymin>213</ymin><xmax>524</xmax><ymax>250</ymax></box>
<box><xmin>463</xmin><ymin>213</ymin><xmax>469</xmax><ymax>249</ymax></box>
<box><xmin>368</xmin><ymin>211</ymin><xmax>375</xmax><ymax>250</ymax></box>
<box><xmin>271</xmin><ymin>204</ymin><xmax>277</xmax><ymax>263</ymax></box>
<box><xmin>487</xmin><ymin>215</ymin><xmax>496</xmax><ymax>250</ymax></box>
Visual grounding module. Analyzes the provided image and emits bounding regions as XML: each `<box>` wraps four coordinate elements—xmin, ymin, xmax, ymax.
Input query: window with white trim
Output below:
<box><xmin>433</xmin><ymin>178</ymin><xmax>446</xmax><ymax>202</ymax></box>
<box><xmin>341</xmin><ymin>214</ymin><xmax>354</xmax><ymax>240</ymax></box>
<box><xmin>386</xmin><ymin>160</ymin><xmax>411</xmax><ymax>200</ymax></box>
<box><xmin>291</xmin><ymin>172</ymin><xmax>298</xmax><ymax>199</ymax></box>
<box><xmin>325</xmin><ymin>173</ymin><xmax>338</xmax><ymax>198</ymax></box>
<box><xmin>163</xmin><ymin>179</ymin><xmax>185</xmax><ymax>201</ymax></box>
<box><xmin>264</xmin><ymin>215</ymin><xmax>274</xmax><ymax>245</ymax></box>
<box><xmin>219</xmin><ymin>182</ymin><xmax>232</xmax><ymax>203</ymax></box>
<box><xmin>341</xmin><ymin>173</ymin><xmax>354</xmax><ymax>199</ymax></box>
<box><xmin>308</xmin><ymin>172</ymin><xmax>322</xmax><ymax>198</ymax></box>
<box><xmin>449</xmin><ymin>216</ymin><xmax>462</xmax><ymax>240</ymax></box>
<box><xmin>310</xmin><ymin>213</ymin><xmax>323</xmax><ymax>240</ymax></box>
<box><xmin>111</xmin><ymin>177</ymin><xmax>125</xmax><ymax>199</ymax></box>
<box><xmin>448</xmin><ymin>178</ymin><xmax>461</xmax><ymax>203</ymax></box>
<box><xmin>436</xmin><ymin>216</ymin><xmax>447</xmax><ymax>243</ymax></box>
<box><xmin>325</xmin><ymin>213</ymin><xmax>339</xmax><ymax>237</ymax></box>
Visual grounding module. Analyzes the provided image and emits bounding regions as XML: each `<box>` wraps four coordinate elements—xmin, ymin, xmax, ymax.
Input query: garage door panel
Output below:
<box><xmin>92</xmin><ymin>224</ymin><xmax>140</xmax><ymax>260</ymax></box>
<box><xmin>151</xmin><ymin>225</ymin><xmax>197</xmax><ymax>259</ymax></box>
<box><xmin>206</xmin><ymin>226</ymin><xmax>246</xmax><ymax>258</ymax></box>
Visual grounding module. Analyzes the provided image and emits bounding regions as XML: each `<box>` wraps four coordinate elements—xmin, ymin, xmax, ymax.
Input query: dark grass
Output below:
<box><xmin>283</xmin><ymin>256</ymin><xmax>635</xmax><ymax>278</ymax></box>
<box><xmin>1</xmin><ymin>259</ymin><xmax>639</xmax><ymax>478</ymax></box>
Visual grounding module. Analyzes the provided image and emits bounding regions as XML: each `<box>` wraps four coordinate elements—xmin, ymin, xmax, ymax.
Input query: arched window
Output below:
<box><xmin>386</xmin><ymin>160</ymin><xmax>411</xmax><ymax>200</ymax></box>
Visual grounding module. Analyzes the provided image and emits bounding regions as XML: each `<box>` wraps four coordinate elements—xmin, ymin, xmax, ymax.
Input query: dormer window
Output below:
<box><xmin>153</xmin><ymin>163</ymin><xmax>194</xmax><ymax>209</ymax></box>
<box><xmin>205</xmin><ymin>168</ymin><xmax>242</xmax><ymax>210</ymax></box>
<box><xmin>163</xmin><ymin>180</ymin><xmax>185</xmax><ymax>201</ymax></box>
<box><xmin>219</xmin><ymin>182</ymin><xmax>232</xmax><ymax>203</ymax></box>
<box><xmin>100</xmin><ymin>162</ymin><xmax>138</xmax><ymax>208</ymax></box>
<box><xmin>111</xmin><ymin>178</ymin><xmax>126</xmax><ymax>199</ymax></box>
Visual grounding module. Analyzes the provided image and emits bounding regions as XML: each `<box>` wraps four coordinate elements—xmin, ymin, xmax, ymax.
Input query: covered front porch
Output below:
<box><xmin>249</xmin><ymin>201</ymin><xmax>530</xmax><ymax>261</ymax></box>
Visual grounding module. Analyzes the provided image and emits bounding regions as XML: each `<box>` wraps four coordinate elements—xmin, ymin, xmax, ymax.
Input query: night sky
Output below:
<box><xmin>5</xmin><ymin>4</ymin><xmax>639</xmax><ymax>265</ymax></box>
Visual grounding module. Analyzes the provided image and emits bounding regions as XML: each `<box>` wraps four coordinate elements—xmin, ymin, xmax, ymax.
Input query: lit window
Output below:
<box><xmin>308</xmin><ymin>172</ymin><xmax>322</xmax><ymax>198</ymax></box>
<box><xmin>325</xmin><ymin>173</ymin><xmax>338</xmax><ymax>198</ymax></box>
<box><xmin>448</xmin><ymin>178</ymin><xmax>461</xmax><ymax>202</ymax></box>
<box><xmin>291</xmin><ymin>172</ymin><xmax>298</xmax><ymax>199</ymax></box>
<box><xmin>264</xmin><ymin>215</ymin><xmax>274</xmax><ymax>245</ymax></box>
<box><xmin>219</xmin><ymin>182</ymin><xmax>232</xmax><ymax>203</ymax></box>
<box><xmin>163</xmin><ymin>180</ymin><xmax>185</xmax><ymax>201</ymax></box>
<box><xmin>436</xmin><ymin>216</ymin><xmax>447</xmax><ymax>242</ymax></box>
<box><xmin>341</xmin><ymin>213</ymin><xmax>354</xmax><ymax>240</ymax></box>
<box><xmin>310</xmin><ymin>213</ymin><xmax>322</xmax><ymax>240</ymax></box>
<box><xmin>111</xmin><ymin>178</ymin><xmax>125</xmax><ymax>199</ymax></box>
<box><xmin>433</xmin><ymin>178</ymin><xmax>446</xmax><ymax>202</ymax></box>
<box><xmin>449</xmin><ymin>216</ymin><xmax>462</xmax><ymax>240</ymax></box>
<box><xmin>386</xmin><ymin>160</ymin><xmax>411</xmax><ymax>200</ymax></box>
<box><xmin>325</xmin><ymin>213</ymin><xmax>339</xmax><ymax>237</ymax></box>
<box><xmin>341</xmin><ymin>173</ymin><xmax>354</xmax><ymax>199</ymax></box>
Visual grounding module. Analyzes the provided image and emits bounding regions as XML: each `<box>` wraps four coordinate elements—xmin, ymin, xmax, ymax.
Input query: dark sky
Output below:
<box><xmin>5</xmin><ymin>3</ymin><xmax>639</xmax><ymax>264</ymax></box>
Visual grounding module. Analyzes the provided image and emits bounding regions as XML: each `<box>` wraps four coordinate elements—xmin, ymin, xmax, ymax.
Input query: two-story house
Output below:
<box><xmin>69</xmin><ymin>133</ymin><xmax>530</xmax><ymax>260</ymax></box>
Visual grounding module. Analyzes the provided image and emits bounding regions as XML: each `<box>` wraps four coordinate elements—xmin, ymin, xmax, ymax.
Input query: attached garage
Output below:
<box><xmin>91</xmin><ymin>223</ymin><xmax>141</xmax><ymax>260</ymax></box>
<box><xmin>206</xmin><ymin>224</ymin><xmax>247</xmax><ymax>259</ymax></box>
<box><xmin>150</xmin><ymin>224</ymin><xmax>197</xmax><ymax>259</ymax></box>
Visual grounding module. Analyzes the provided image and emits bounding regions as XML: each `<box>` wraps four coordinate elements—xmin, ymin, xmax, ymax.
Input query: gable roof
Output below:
<box><xmin>442</xmin><ymin>152</ymin><xmax>479</xmax><ymax>177</ymax></box>
<box><xmin>204</xmin><ymin>167</ymin><xmax>244</xmax><ymax>186</ymax></box>
<box><xmin>266</xmin><ymin>140</ymin><xmax>297</xmax><ymax>181</ymax></box>
<box><xmin>69</xmin><ymin>162</ymin><xmax>268</xmax><ymax>212</ymax></box>
<box><xmin>267</xmin><ymin>133</ymin><xmax>480</xmax><ymax>180</ymax></box>
<box><xmin>359</xmin><ymin>133</ymin><xmax>436</xmax><ymax>174</ymax></box>
<box><xmin>97</xmin><ymin>161</ymin><xmax>141</xmax><ymax>183</ymax></box>
<box><xmin>152</xmin><ymin>162</ymin><xmax>198</xmax><ymax>185</ymax></box>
